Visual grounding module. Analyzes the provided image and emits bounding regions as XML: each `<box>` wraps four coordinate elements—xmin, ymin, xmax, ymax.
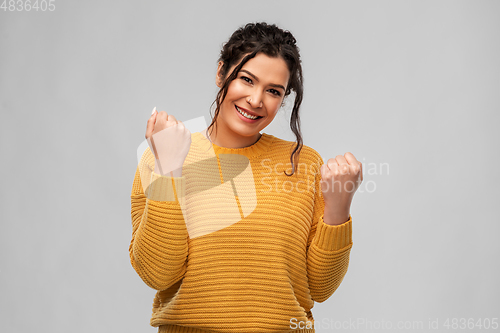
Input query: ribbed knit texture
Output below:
<box><xmin>130</xmin><ymin>132</ymin><xmax>353</xmax><ymax>333</ymax></box>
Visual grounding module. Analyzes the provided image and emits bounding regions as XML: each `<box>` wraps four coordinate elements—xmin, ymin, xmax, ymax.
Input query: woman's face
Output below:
<box><xmin>214</xmin><ymin>53</ymin><xmax>290</xmax><ymax>145</ymax></box>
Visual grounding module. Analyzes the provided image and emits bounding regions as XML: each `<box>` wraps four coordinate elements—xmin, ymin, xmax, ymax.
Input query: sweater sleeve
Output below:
<box><xmin>306</xmin><ymin>156</ymin><xmax>353</xmax><ymax>303</ymax></box>
<box><xmin>129</xmin><ymin>148</ymin><xmax>189</xmax><ymax>291</ymax></box>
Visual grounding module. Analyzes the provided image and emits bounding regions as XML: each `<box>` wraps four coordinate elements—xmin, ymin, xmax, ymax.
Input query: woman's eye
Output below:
<box><xmin>269</xmin><ymin>89</ymin><xmax>281</xmax><ymax>97</ymax></box>
<box><xmin>241</xmin><ymin>76</ymin><xmax>252</xmax><ymax>84</ymax></box>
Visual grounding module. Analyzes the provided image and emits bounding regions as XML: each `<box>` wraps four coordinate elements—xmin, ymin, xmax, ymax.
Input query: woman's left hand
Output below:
<box><xmin>320</xmin><ymin>152</ymin><xmax>363</xmax><ymax>224</ymax></box>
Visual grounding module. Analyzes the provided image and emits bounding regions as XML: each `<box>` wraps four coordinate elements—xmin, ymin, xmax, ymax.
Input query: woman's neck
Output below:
<box><xmin>202</xmin><ymin>127</ymin><xmax>262</xmax><ymax>149</ymax></box>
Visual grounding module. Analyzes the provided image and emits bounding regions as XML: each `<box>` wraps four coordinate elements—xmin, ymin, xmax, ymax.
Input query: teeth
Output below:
<box><xmin>236</xmin><ymin>106</ymin><xmax>259</xmax><ymax>120</ymax></box>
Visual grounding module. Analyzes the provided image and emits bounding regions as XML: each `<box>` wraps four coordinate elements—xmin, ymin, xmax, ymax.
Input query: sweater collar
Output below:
<box><xmin>192</xmin><ymin>132</ymin><xmax>275</xmax><ymax>159</ymax></box>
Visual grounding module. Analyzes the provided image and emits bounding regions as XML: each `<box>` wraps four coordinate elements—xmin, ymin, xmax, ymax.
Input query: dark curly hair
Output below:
<box><xmin>207</xmin><ymin>22</ymin><xmax>304</xmax><ymax>177</ymax></box>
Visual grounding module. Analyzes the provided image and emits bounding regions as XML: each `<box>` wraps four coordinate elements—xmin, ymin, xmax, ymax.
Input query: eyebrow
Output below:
<box><xmin>240</xmin><ymin>69</ymin><xmax>286</xmax><ymax>91</ymax></box>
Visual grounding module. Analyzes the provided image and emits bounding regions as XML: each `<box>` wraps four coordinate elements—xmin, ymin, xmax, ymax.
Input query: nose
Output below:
<box><xmin>246</xmin><ymin>91</ymin><xmax>263</xmax><ymax>109</ymax></box>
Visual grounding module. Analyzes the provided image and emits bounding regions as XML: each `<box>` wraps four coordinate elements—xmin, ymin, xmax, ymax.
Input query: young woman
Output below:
<box><xmin>130</xmin><ymin>22</ymin><xmax>363</xmax><ymax>333</ymax></box>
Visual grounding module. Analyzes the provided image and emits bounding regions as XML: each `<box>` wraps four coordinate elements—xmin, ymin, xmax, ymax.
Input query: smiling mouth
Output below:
<box><xmin>235</xmin><ymin>105</ymin><xmax>263</xmax><ymax>120</ymax></box>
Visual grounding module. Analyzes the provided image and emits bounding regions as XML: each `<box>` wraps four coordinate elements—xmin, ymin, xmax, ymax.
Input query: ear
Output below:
<box><xmin>215</xmin><ymin>61</ymin><xmax>224</xmax><ymax>88</ymax></box>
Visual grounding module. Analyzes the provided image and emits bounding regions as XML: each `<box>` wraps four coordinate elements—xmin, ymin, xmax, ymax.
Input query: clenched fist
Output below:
<box><xmin>320</xmin><ymin>152</ymin><xmax>363</xmax><ymax>225</ymax></box>
<box><xmin>145</xmin><ymin>107</ymin><xmax>191</xmax><ymax>177</ymax></box>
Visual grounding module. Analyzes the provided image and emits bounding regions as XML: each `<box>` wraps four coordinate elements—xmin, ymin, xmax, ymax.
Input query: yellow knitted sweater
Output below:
<box><xmin>130</xmin><ymin>132</ymin><xmax>353</xmax><ymax>333</ymax></box>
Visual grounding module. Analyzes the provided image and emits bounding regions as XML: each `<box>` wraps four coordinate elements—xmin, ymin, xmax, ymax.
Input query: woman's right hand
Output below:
<box><xmin>145</xmin><ymin>107</ymin><xmax>192</xmax><ymax>176</ymax></box>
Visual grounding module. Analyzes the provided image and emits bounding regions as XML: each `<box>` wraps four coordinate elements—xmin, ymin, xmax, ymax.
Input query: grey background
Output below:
<box><xmin>1</xmin><ymin>1</ymin><xmax>499</xmax><ymax>332</ymax></box>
